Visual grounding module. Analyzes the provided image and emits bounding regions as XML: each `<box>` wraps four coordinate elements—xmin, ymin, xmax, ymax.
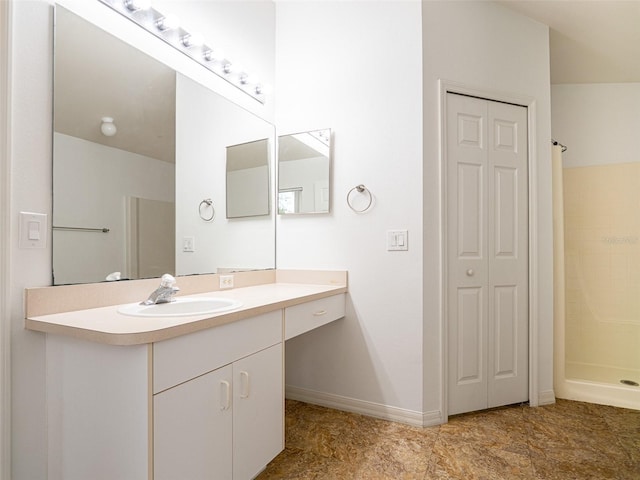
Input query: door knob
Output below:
<box><xmin>466</xmin><ymin>269</ymin><xmax>474</xmax><ymax>276</ymax></box>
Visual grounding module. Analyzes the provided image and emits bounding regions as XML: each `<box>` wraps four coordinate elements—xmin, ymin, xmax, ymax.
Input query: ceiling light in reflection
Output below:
<box><xmin>100</xmin><ymin>117</ymin><xmax>117</xmax><ymax>137</ymax></box>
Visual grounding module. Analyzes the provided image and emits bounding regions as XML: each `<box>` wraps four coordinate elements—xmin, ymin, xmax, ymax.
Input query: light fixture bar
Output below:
<box><xmin>97</xmin><ymin>0</ymin><xmax>266</xmax><ymax>104</ymax></box>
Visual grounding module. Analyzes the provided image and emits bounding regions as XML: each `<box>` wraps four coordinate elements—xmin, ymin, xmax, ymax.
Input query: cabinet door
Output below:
<box><xmin>233</xmin><ymin>344</ymin><xmax>284</xmax><ymax>480</ymax></box>
<box><xmin>154</xmin><ymin>365</ymin><xmax>233</xmax><ymax>480</ymax></box>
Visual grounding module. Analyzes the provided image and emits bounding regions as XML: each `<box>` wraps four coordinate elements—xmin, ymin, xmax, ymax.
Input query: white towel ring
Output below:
<box><xmin>347</xmin><ymin>184</ymin><xmax>373</xmax><ymax>213</ymax></box>
<box><xmin>199</xmin><ymin>198</ymin><xmax>215</xmax><ymax>222</ymax></box>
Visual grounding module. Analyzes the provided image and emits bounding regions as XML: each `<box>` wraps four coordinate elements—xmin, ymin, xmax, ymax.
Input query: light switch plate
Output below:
<box><xmin>387</xmin><ymin>229</ymin><xmax>408</xmax><ymax>251</ymax></box>
<box><xmin>182</xmin><ymin>236</ymin><xmax>195</xmax><ymax>252</ymax></box>
<box><xmin>19</xmin><ymin>212</ymin><xmax>47</xmax><ymax>249</ymax></box>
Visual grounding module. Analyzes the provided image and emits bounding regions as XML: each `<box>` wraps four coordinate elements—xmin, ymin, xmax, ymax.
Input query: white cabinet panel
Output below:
<box><xmin>154</xmin><ymin>365</ymin><xmax>233</xmax><ymax>480</ymax></box>
<box><xmin>154</xmin><ymin>310</ymin><xmax>282</xmax><ymax>393</ymax></box>
<box><xmin>233</xmin><ymin>344</ymin><xmax>284</xmax><ymax>480</ymax></box>
<box><xmin>46</xmin><ymin>335</ymin><xmax>149</xmax><ymax>480</ymax></box>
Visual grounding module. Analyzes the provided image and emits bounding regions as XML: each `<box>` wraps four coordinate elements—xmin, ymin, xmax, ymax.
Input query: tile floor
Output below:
<box><xmin>257</xmin><ymin>399</ymin><xmax>640</xmax><ymax>480</ymax></box>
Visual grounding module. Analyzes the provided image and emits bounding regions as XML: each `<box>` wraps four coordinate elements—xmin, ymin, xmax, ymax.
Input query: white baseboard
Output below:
<box><xmin>421</xmin><ymin>409</ymin><xmax>444</xmax><ymax>427</ymax></box>
<box><xmin>538</xmin><ymin>389</ymin><xmax>556</xmax><ymax>406</ymax></box>
<box><xmin>285</xmin><ymin>385</ymin><xmax>443</xmax><ymax>428</ymax></box>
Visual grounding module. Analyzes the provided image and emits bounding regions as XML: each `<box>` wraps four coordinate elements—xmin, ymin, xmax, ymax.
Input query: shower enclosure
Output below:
<box><xmin>552</xmin><ymin>83</ymin><xmax>640</xmax><ymax>410</ymax></box>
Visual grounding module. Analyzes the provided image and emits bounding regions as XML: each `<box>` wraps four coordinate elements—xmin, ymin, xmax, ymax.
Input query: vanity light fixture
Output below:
<box><xmin>100</xmin><ymin>117</ymin><xmax>117</xmax><ymax>137</ymax></box>
<box><xmin>97</xmin><ymin>0</ymin><xmax>267</xmax><ymax>103</ymax></box>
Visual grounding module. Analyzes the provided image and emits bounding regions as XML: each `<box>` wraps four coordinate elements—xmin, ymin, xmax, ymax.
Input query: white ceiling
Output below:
<box><xmin>496</xmin><ymin>0</ymin><xmax>640</xmax><ymax>84</ymax></box>
<box><xmin>55</xmin><ymin>7</ymin><xmax>176</xmax><ymax>163</ymax></box>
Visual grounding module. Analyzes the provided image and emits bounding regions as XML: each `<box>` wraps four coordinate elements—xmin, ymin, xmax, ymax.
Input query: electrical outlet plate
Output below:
<box><xmin>219</xmin><ymin>275</ymin><xmax>234</xmax><ymax>289</ymax></box>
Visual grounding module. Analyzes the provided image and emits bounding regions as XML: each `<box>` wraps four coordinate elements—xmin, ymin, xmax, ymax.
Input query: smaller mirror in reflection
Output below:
<box><xmin>278</xmin><ymin>129</ymin><xmax>331</xmax><ymax>214</ymax></box>
<box><xmin>226</xmin><ymin>138</ymin><xmax>271</xmax><ymax>218</ymax></box>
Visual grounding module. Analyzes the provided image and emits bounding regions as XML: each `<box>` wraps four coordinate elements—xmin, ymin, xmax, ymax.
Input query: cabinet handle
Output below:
<box><xmin>240</xmin><ymin>371</ymin><xmax>250</xmax><ymax>399</ymax></box>
<box><xmin>220</xmin><ymin>380</ymin><xmax>231</xmax><ymax>411</ymax></box>
<box><xmin>313</xmin><ymin>310</ymin><xmax>327</xmax><ymax>317</ymax></box>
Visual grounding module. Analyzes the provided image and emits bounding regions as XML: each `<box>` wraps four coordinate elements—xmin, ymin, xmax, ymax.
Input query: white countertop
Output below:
<box><xmin>26</xmin><ymin>283</ymin><xmax>347</xmax><ymax>346</ymax></box>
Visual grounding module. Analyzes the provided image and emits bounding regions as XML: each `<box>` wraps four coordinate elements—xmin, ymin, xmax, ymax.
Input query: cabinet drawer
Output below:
<box><xmin>153</xmin><ymin>310</ymin><xmax>282</xmax><ymax>393</ymax></box>
<box><xmin>285</xmin><ymin>294</ymin><xmax>345</xmax><ymax>340</ymax></box>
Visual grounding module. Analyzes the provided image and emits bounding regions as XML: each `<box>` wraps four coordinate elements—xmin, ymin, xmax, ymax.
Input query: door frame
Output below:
<box><xmin>0</xmin><ymin>1</ymin><xmax>11</xmax><ymax>477</ymax></box>
<box><xmin>439</xmin><ymin>80</ymin><xmax>540</xmax><ymax>420</ymax></box>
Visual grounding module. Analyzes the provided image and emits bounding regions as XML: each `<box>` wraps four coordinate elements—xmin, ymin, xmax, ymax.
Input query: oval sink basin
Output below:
<box><xmin>117</xmin><ymin>297</ymin><xmax>243</xmax><ymax>318</ymax></box>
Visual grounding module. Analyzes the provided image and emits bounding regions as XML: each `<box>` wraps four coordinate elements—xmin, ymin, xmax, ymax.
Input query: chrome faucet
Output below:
<box><xmin>141</xmin><ymin>274</ymin><xmax>180</xmax><ymax>305</ymax></box>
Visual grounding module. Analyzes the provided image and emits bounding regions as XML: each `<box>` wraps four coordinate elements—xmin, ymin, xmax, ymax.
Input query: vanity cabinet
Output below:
<box><xmin>34</xmin><ymin>285</ymin><xmax>347</xmax><ymax>480</ymax></box>
<box><xmin>46</xmin><ymin>310</ymin><xmax>284</xmax><ymax>480</ymax></box>
<box><xmin>155</xmin><ymin>344</ymin><xmax>283</xmax><ymax>480</ymax></box>
<box><xmin>154</xmin><ymin>310</ymin><xmax>283</xmax><ymax>480</ymax></box>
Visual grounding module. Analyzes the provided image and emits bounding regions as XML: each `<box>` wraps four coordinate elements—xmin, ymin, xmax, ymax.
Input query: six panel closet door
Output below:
<box><xmin>446</xmin><ymin>93</ymin><xmax>529</xmax><ymax>416</ymax></box>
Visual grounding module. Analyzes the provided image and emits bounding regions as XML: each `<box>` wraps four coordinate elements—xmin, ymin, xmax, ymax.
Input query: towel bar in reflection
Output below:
<box><xmin>53</xmin><ymin>226</ymin><xmax>110</xmax><ymax>233</ymax></box>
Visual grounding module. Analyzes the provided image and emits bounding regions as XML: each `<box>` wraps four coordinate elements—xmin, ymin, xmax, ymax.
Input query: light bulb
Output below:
<box><xmin>155</xmin><ymin>14</ymin><xmax>180</xmax><ymax>31</ymax></box>
<box><xmin>257</xmin><ymin>83</ymin><xmax>272</xmax><ymax>96</ymax></box>
<box><xmin>124</xmin><ymin>0</ymin><xmax>151</xmax><ymax>11</ymax></box>
<box><xmin>203</xmin><ymin>47</ymin><xmax>225</xmax><ymax>62</ymax></box>
<box><xmin>181</xmin><ymin>32</ymin><xmax>204</xmax><ymax>48</ymax></box>
<box><xmin>101</xmin><ymin>117</ymin><xmax>117</xmax><ymax>137</ymax></box>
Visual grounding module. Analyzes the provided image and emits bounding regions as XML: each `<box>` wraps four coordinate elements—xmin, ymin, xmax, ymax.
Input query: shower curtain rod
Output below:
<box><xmin>552</xmin><ymin>139</ymin><xmax>567</xmax><ymax>152</ymax></box>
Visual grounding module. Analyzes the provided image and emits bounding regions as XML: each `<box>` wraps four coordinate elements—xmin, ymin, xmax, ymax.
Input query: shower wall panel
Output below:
<box><xmin>563</xmin><ymin>162</ymin><xmax>640</xmax><ymax>383</ymax></box>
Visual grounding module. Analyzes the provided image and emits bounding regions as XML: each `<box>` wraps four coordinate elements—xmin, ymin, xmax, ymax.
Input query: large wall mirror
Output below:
<box><xmin>278</xmin><ymin>129</ymin><xmax>331</xmax><ymax>214</ymax></box>
<box><xmin>53</xmin><ymin>7</ymin><xmax>275</xmax><ymax>285</ymax></box>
